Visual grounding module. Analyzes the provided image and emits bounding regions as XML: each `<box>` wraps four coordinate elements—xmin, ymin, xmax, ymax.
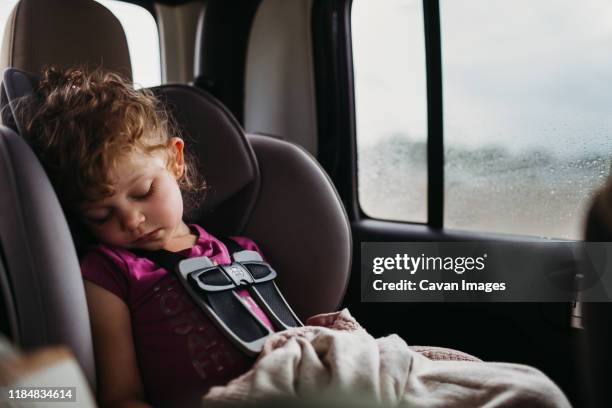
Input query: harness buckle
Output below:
<box><xmin>172</xmin><ymin>250</ymin><xmax>302</xmax><ymax>356</ymax></box>
<box><xmin>221</xmin><ymin>263</ymin><xmax>253</xmax><ymax>286</ymax></box>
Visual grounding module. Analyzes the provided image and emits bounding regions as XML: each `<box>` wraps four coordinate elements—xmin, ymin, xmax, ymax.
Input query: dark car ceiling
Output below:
<box><xmin>105</xmin><ymin>0</ymin><xmax>197</xmax><ymax>16</ymax></box>
<box><xmin>120</xmin><ymin>0</ymin><xmax>202</xmax><ymax>7</ymax></box>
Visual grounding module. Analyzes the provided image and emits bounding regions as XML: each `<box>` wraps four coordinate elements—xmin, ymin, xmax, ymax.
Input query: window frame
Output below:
<box><xmin>313</xmin><ymin>0</ymin><xmax>447</xmax><ymax>228</ymax></box>
<box><xmin>422</xmin><ymin>0</ymin><xmax>444</xmax><ymax>228</ymax></box>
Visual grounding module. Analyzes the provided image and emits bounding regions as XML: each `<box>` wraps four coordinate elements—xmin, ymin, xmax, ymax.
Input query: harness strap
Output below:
<box><xmin>220</xmin><ymin>239</ymin><xmax>301</xmax><ymax>328</ymax></box>
<box><xmin>132</xmin><ymin>247</ymin><xmax>269</xmax><ymax>345</ymax></box>
<box><xmin>131</xmin><ymin>236</ymin><xmax>302</xmax><ymax>355</ymax></box>
<box><xmin>219</xmin><ymin>237</ymin><xmax>245</xmax><ymax>258</ymax></box>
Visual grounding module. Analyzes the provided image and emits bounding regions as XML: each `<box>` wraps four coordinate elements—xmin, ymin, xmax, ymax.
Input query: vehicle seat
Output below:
<box><xmin>0</xmin><ymin>0</ymin><xmax>131</xmax><ymax>76</ymax></box>
<box><xmin>0</xmin><ymin>0</ymin><xmax>351</xmax><ymax>392</ymax></box>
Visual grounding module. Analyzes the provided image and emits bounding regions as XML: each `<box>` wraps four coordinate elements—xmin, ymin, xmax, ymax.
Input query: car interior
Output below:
<box><xmin>0</xmin><ymin>0</ymin><xmax>611</xmax><ymax>407</ymax></box>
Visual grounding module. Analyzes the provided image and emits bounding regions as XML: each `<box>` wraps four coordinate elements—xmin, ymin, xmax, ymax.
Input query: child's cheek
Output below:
<box><xmin>161</xmin><ymin>182</ymin><xmax>184</xmax><ymax>223</ymax></box>
<box><xmin>173</xmin><ymin>187</ymin><xmax>184</xmax><ymax>221</ymax></box>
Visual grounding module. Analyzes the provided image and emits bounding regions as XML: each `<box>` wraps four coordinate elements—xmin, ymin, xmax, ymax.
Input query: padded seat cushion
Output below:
<box><xmin>0</xmin><ymin>126</ymin><xmax>95</xmax><ymax>387</ymax></box>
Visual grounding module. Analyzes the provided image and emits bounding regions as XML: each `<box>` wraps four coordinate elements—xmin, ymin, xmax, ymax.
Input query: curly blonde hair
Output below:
<box><xmin>20</xmin><ymin>66</ymin><xmax>205</xmax><ymax>212</ymax></box>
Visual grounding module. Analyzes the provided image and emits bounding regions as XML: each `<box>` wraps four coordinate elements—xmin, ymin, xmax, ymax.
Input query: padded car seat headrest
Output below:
<box><xmin>1</xmin><ymin>0</ymin><xmax>132</xmax><ymax>79</ymax></box>
<box><xmin>1</xmin><ymin>68</ymin><xmax>39</xmax><ymax>134</ymax></box>
<box><xmin>152</xmin><ymin>84</ymin><xmax>261</xmax><ymax>232</ymax></box>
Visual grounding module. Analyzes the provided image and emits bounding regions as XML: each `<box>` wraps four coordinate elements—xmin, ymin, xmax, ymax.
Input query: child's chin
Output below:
<box><xmin>131</xmin><ymin>240</ymin><xmax>165</xmax><ymax>251</ymax></box>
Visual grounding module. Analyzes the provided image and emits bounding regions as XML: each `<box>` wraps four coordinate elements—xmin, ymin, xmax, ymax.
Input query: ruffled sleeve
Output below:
<box><xmin>79</xmin><ymin>247</ymin><xmax>129</xmax><ymax>302</ymax></box>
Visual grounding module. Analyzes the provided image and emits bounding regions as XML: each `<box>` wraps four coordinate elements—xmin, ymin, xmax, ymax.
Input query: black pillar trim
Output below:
<box><xmin>312</xmin><ymin>0</ymin><xmax>359</xmax><ymax>220</ymax></box>
<box><xmin>423</xmin><ymin>0</ymin><xmax>444</xmax><ymax>228</ymax></box>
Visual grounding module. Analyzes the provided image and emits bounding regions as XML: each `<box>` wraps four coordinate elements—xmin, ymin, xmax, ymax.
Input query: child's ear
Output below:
<box><xmin>168</xmin><ymin>137</ymin><xmax>185</xmax><ymax>179</ymax></box>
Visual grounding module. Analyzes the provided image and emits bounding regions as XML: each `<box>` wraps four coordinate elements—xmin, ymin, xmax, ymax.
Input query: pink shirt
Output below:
<box><xmin>80</xmin><ymin>224</ymin><xmax>271</xmax><ymax>407</ymax></box>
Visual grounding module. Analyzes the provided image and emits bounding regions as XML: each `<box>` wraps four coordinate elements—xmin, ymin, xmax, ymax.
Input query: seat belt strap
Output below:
<box><xmin>219</xmin><ymin>238</ymin><xmax>302</xmax><ymax>329</ymax></box>
<box><xmin>219</xmin><ymin>237</ymin><xmax>245</xmax><ymax>257</ymax></box>
<box><xmin>131</xmin><ymin>238</ymin><xmax>302</xmax><ymax>356</ymax></box>
<box><xmin>131</xmin><ymin>247</ymin><xmax>271</xmax><ymax>355</ymax></box>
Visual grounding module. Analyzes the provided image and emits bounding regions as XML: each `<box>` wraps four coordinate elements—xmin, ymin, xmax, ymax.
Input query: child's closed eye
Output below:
<box><xmin>133</xmin><ymin>182</ymin><xmax>155</xmax><ymax>200</ymax></box>
<box><xmin>86</xmin><ymin>212</ymin><xmax>112</xmax><ymax>225</ymax></box>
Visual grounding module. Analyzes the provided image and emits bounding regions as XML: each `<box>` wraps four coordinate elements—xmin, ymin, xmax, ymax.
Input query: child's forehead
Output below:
<box><xmin>79</xmin><ymin>150</ymin><xmax>167</xmax><ymax>207</ymax></box>
<box><xmin>110</xmin><ymin>149</ymin><xmax>167</xmax><ymax>179</ymax></box>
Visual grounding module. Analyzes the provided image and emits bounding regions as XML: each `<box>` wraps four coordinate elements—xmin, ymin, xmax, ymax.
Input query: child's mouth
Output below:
<box><xmin>134</xmin><ymin>228</ymin><xmax>161</xmax><ymax>244</ymax></box>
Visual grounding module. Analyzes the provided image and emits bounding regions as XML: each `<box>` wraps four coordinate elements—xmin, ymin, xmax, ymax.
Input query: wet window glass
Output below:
<box><xmin>441</xmin><ymin>0</ymin><xmax>612</xmax><ymax>239</ymax></box>
<box><xmin>352</xmin><ymin>0</ymin><xmax>612</xmax><ymax>239</ymax></box>
<box><xmin>352</xmin><ymin>0</ymin><xmax>428</xmax><ymax>223</ymax></box>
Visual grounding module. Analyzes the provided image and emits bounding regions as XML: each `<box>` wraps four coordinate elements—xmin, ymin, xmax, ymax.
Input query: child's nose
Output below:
<box><xmin>122</xmin><ymin>209</ymin><xmax>145</xmax><ymax>232</ymax></box>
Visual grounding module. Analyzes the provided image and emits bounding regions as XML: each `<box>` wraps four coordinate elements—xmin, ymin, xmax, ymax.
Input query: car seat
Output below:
<box><xmin>0</xmin><ymin>0</ymin><xmax>351</xmax><ymax>392</ymax></box>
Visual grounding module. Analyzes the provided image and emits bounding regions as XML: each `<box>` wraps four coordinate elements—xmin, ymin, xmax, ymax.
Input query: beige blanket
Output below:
<box><xmin>203</xmin><ymin>310</ymin><xmax>571</xmax><ymax>407</ymax></box>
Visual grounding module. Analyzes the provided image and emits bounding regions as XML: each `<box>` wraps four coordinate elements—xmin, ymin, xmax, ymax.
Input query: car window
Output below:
<box><xmin>0</xmin><ymin>1</ymin><xmax>19</xmax><ymax>44</ymax></box>
<box><xmin>94</xmin><ymin>0</ymin><xmax>161</xmax><ymax>88</ymax></box>
<box><xmin>442</xmin><ymin>0</ymin><xmax>612</xmax><ymax>240</ymax></box>
<box><xmin>352</xmin><ymin>0</ymin><xmax>612</xmax><ymax>239</ymax></box>
<box><xmin>352</xmin><ymin>0</ymin><xmax>428</xmax><ymax>224</ymax></box>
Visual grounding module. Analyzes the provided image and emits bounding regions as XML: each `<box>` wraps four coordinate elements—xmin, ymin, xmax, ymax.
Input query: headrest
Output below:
<box><xmin>1</xmin><ymin>68</ymin><xmax>39</xmax><ymax>134</ymax></box>
<box><xmin>151</xmin><ymin>85</ymin><xmax>260</xmax><ymax>234</ymax></box>
<box><xmin>585</xmin><ymin>182</ymin><xmax>612</xmax><ymax>241</ymax></box>
<box><xmin>1</xmin><ymin>0</ymin><xmax>132</xmax><ymax>79</ymax></box>
<box><xmin>1</xmin><ymin>68</ymin><xmax>260</xmax><ymax>236</ymax></box>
